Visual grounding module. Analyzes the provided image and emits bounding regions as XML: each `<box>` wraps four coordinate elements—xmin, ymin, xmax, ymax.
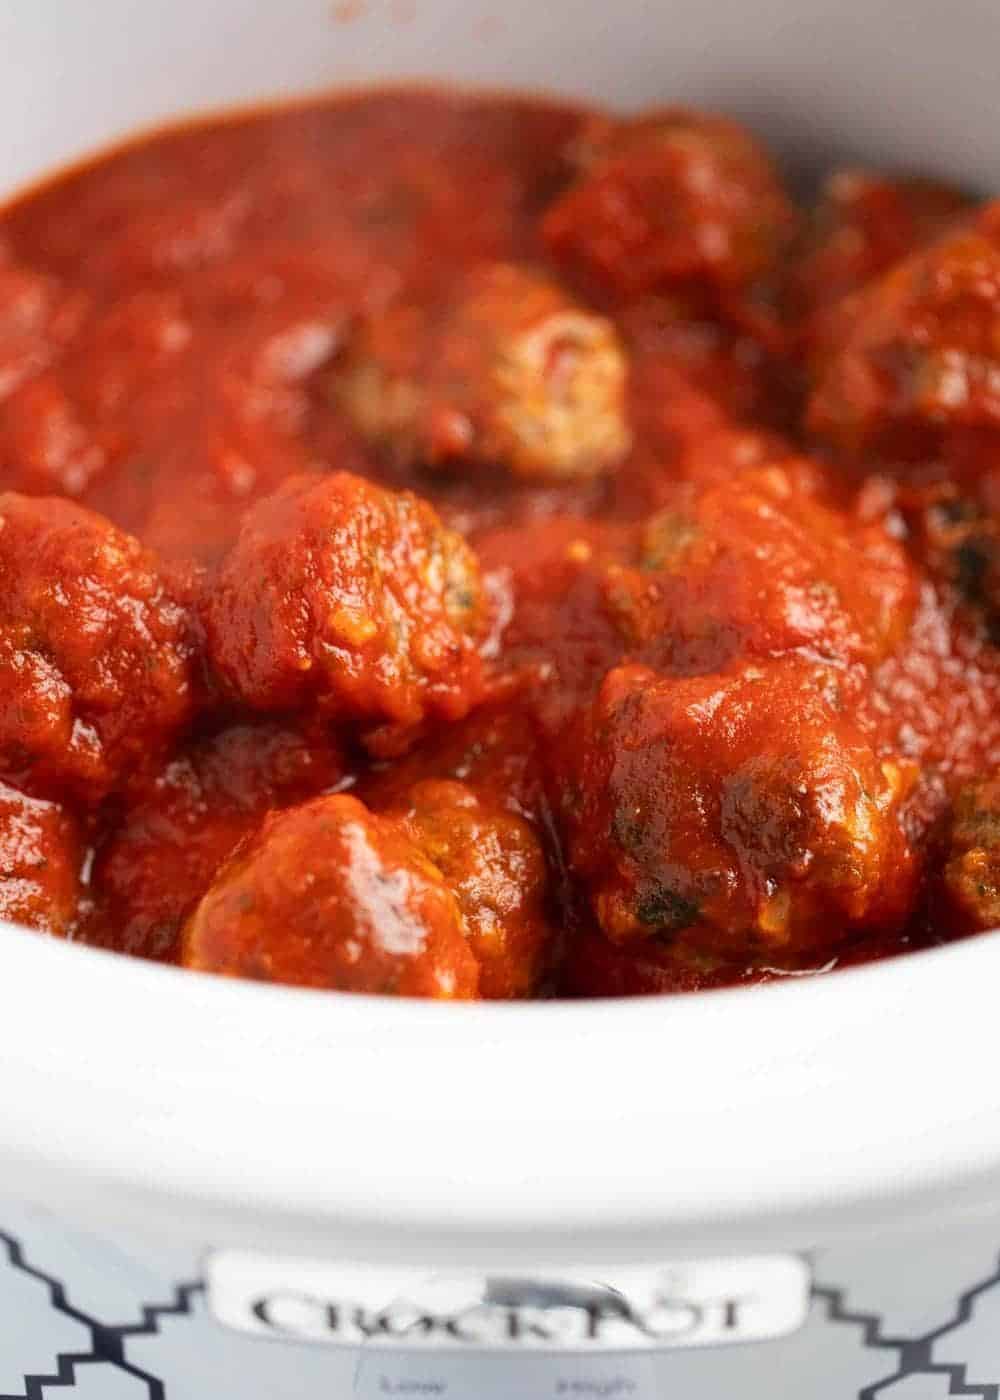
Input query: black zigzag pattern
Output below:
<box><xmin>0</xmin><ymin>1228</ymin><xmax>202</xmax><ymax>1399</ymax></box>
<box><xmin>861</xmin><ymin>1358</ymin><xmax>998</xmax><ymax>1400</ymax></box>
<box><xmin>811</xmin><ymin>1282</ymin><xmax>910</xmax><ymax>1397</ymax></box>
<box><xmin>860</xmin><ymin>1251</ymin><xmax>1000</xmax><ymax>1399</ymax></box>
<box><xmin>104</xmin><ymin>1282</ymin><xmax>206</xmax><ymax>1347</ymax></box>
<box><xmin>816</xmin><ymin>1254</ymin><xmax>1000</xmax><ymax>1398</ymax></box>
<box><xmin>812</xmin><ymin>1283</ymin><xmax>911</xmax><ymax>1352</ymax></box>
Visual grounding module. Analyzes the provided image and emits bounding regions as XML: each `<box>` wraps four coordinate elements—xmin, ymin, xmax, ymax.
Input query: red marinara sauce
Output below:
<box><xmin>1</xmin><ymin>87</ymin><xmax>999</xmax><ymax>999</ymax></box>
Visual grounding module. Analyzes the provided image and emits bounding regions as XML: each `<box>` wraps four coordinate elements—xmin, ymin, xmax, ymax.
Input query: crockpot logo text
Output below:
<box><xmin>206</xmin><ymin>1252</ymin><xmax>810</xmax><ymax>1353</ymax></box>
<box><xmin>246</xmin><ymin>1280</ymin><xmax>756</xmax><ymax>1350</ymax></box>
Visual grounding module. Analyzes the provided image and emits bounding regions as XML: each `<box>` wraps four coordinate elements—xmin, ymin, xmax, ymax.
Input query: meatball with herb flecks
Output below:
<box><xmin>897</xmin><ymin>483</ymin><xmax>1000</xmax><ymax>639</ymax></box>
<box><xmin>0</xmin><ymin>494</ymin><xmax>196</xmax><ymax>801</ymax></box>
<box><xmin>542</xmin><ymin>109</ymin><xmax>797</xmax><ymax>338</ymax></box>
<box><xmin>181</xmin><ymin>793</ymin><xmax>480</xmax><ymax>998</ymax></box>
<box><xmin>943</xmin><ymin>776</ymin><xmax>1000</xmax><ymax>932</ymax></box>
<box><xmin>385</xmin><ymin>778</ymin><xmax>554</xmax><ymax>998</ymax></box>
<box><xmin>605</xmin><ymin>464</ymin><xmax>917</xmax><ymax>669</ymax></box>
<box><xmin>788</xmin><ymin>168</ymin><xmax>970</xmax><ymax>360</ymax></box>
<box><xmin>0</xmin><ymin>781</ymin><xmax>82</xmax><ymax>936</ymax></box>
<box><xmin>90</xmin><ymin>722</ymin><xmax>345</xmax><ymax>962</ymax></box>
<box><xmin>557</xmin><ymin>656</ymin><xmax>920</xmax><ymax>964</ymax></box>
<box><xmin>200</xmin><ymin>472</ymin><xmax>487</xmax><ymax>741</ymax></box>
<box><xmin>807</xmin><ymin>204</ymin><xmax>1000</xmax><ymax>462</ymax></box>
<box><xmin>332</xmin><ymin>262</ymin><xmax>631</xmax><ymax>481</ymax></box>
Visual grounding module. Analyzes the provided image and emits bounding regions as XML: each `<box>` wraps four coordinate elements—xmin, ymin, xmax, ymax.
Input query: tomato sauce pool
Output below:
<box><xmin>2</xmin><ymin>87</ymin><xmax>1000</xmax><ymax>998</ymax></box>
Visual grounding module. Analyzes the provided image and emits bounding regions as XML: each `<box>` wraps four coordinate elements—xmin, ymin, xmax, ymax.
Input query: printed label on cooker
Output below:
<box><xmin>206</xmin><ymin>1251</ymin><xmax>809</xmax><ymax>1352</ymax></box>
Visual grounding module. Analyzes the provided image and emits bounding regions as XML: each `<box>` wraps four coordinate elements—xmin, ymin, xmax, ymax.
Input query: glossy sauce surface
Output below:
<box><xmin>2</xmin><ymin>88</ymin><xmax>1000</xmax><ymax>997</ymax></box>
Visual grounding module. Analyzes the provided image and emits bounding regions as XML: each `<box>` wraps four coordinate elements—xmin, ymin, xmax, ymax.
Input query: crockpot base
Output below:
<box><xmin>1</xmin><ymin>1200</ymin><xmax>999</xmax><ymax>1397</ymax></box>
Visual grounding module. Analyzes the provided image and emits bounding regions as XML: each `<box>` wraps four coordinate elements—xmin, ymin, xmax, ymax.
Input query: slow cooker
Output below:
<box><xmin>3</xmin><ymin>1</ymin><xmax>1000</xmax><ymax>1396</ymax></box>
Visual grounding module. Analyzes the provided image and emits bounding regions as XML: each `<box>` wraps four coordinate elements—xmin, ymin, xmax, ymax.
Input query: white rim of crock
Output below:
<box><xmin>0</xmin><ymin>924</ymin><xmax>996</xmax><ymax>1258</ymax></box>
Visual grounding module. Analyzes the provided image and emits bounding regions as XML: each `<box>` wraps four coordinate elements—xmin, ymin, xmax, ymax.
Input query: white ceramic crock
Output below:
<box><xmin>3</xmin><ymin>2</ymin><xmax>1000</xmax><ymax>1396</ymax></box>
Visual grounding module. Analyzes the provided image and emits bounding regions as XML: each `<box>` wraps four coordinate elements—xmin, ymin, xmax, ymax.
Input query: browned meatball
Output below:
<box><xmin>200</xmin><ymin>472</ymin><xmax>486</xmax><ymax>738</ymax></box>
<box><xmin>361</xmin><ymin>702</ymin><xmax>548</xmax><ymax>824</ymax></box>
<box><xmin>0</xmin><ymin>494</ymin><xmax>196</xmax><ymax>800</ymax></box>
<box><xmin>788</xmin><ymin>168</ymin><xmax>970</xmax><ymax>358</ymax></box>
<box><xmin>943</xmin><ymin>776</ymin><xmax>1000</xmax><ymax>931</ymax></box>
<box><xmin>0</xmin><ymin>781</ymin><xmax>82</xmax><ymax>936</ymax></box>
<box><xmin>542</xmin><ymin>109</ymin><xmax>797</xmax><ymax>336</ymax></box>
<box><xmin>91</xmin><ymin>722</ymin><xmax>345</xmax><ymax>962</ymax></box>
<box><xmin>666</xmin><ymin>423</ymin><xmax>829</xmax><ymax>492</ymax></box>
<box><xmin>604</xmin><ymin>464</ymin><xmax>917</xmax><ymax>669</ymax></box>
<box><xmin>385</xmin><ymin>778</ymin><xmax>554</xmax><ymax>998</ymax></box>
<box><xmin>807</xmin><ymin>204</ymin><xmax>1000</xmax><ymax>461</ymax></box>
<box><xmin>332</xmin><ymin>262</ymin><xmax>631</xmax><ymax>481</ymax></box>
<box><xmin>556</xmin><ymin>657</ymin><xmax>919</xmax><ymax>964</ymax></box>
<box><xmin>899</xmin><ymin>484</ymin><xmax>1000</xmax><ymax>638</ymax></box>
<box><xmin>181</xmin><ymin>793</ymin><xmax>480</xmax><ymax>997</ymax></box>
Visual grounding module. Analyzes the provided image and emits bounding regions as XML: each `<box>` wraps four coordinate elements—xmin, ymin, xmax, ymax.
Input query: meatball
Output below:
<box><xmin>541</xmin><ymin>109</ymin><xmax>796</xmax><ymax>335</ymax></box>
<box><xmin>604</xmin><ymin>465</ymin><xmax>916</xmax><ymax>669</ymax></box>
<box><xmin>0</xmin><ymin>494</ymin><xmax>196</xmax><ymax>800</ymax></box>
<box><xmin>200</xmin><ymin>472</ymin><xmax>486</xmax><ymax>738</ymax></box>
<box><xmin>901</xmin><ymin>485</ymin><xmax>1000</xmax><ymax>638</ymax></box>
<box><xmin>361</xmin><ymin>702</ymin><xmax>548</xmax><ymax>824</ymax></box>
<box><xmin>0</xmin><ymin>781</ymin><xmax>82</xmax><ymax>936</ymax></box>
<box><xmin>473</xmin><ymin>517</ymin><xmax>636</xmax><ymax>732</ymax></box>
<box><xmin>181</xmin><ymin>794</ymin><xmax>480</xmax><ymax>998</ymax></box>
<box><xmin>943</xmin><ymin>776</ymin><xmax>1000</xmax><ymax>931</ymax></box>
<box><xmin>669</xmin><ymin>424</ymin><xmax>831</xmax><ymax>491</ymax></box>
<box><xmin>788</xmin><ymin>168</ymin><xmax>970</xmax><ymax>355</ymax></box>
<box><xmin>385</xmin><ymin>778</ymin><xmax>553</xmax><ymax>998</ymax></box>
<box><xmin>807</xmin><ymin>206</ymin><xmax>1000</xmax><ymax>460</ymax></box>
<box><xmin>620</xmin><ymin>298</ymin><xmax>797</xmax><ymax>433</ymax></box>
<box><xmin>91</xmin><ymin>722</ymin><xmax>345</xmax><ymax>961</ymax></box>
<box><xmin>332</xmin><ymin>262</ymin><xmax>631</xmax><ymax>481</ymax></box>
<box><xmin>557</xmin><ymin>657</ymin><xmax>919</xmax><ymax>963</ymax></box>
